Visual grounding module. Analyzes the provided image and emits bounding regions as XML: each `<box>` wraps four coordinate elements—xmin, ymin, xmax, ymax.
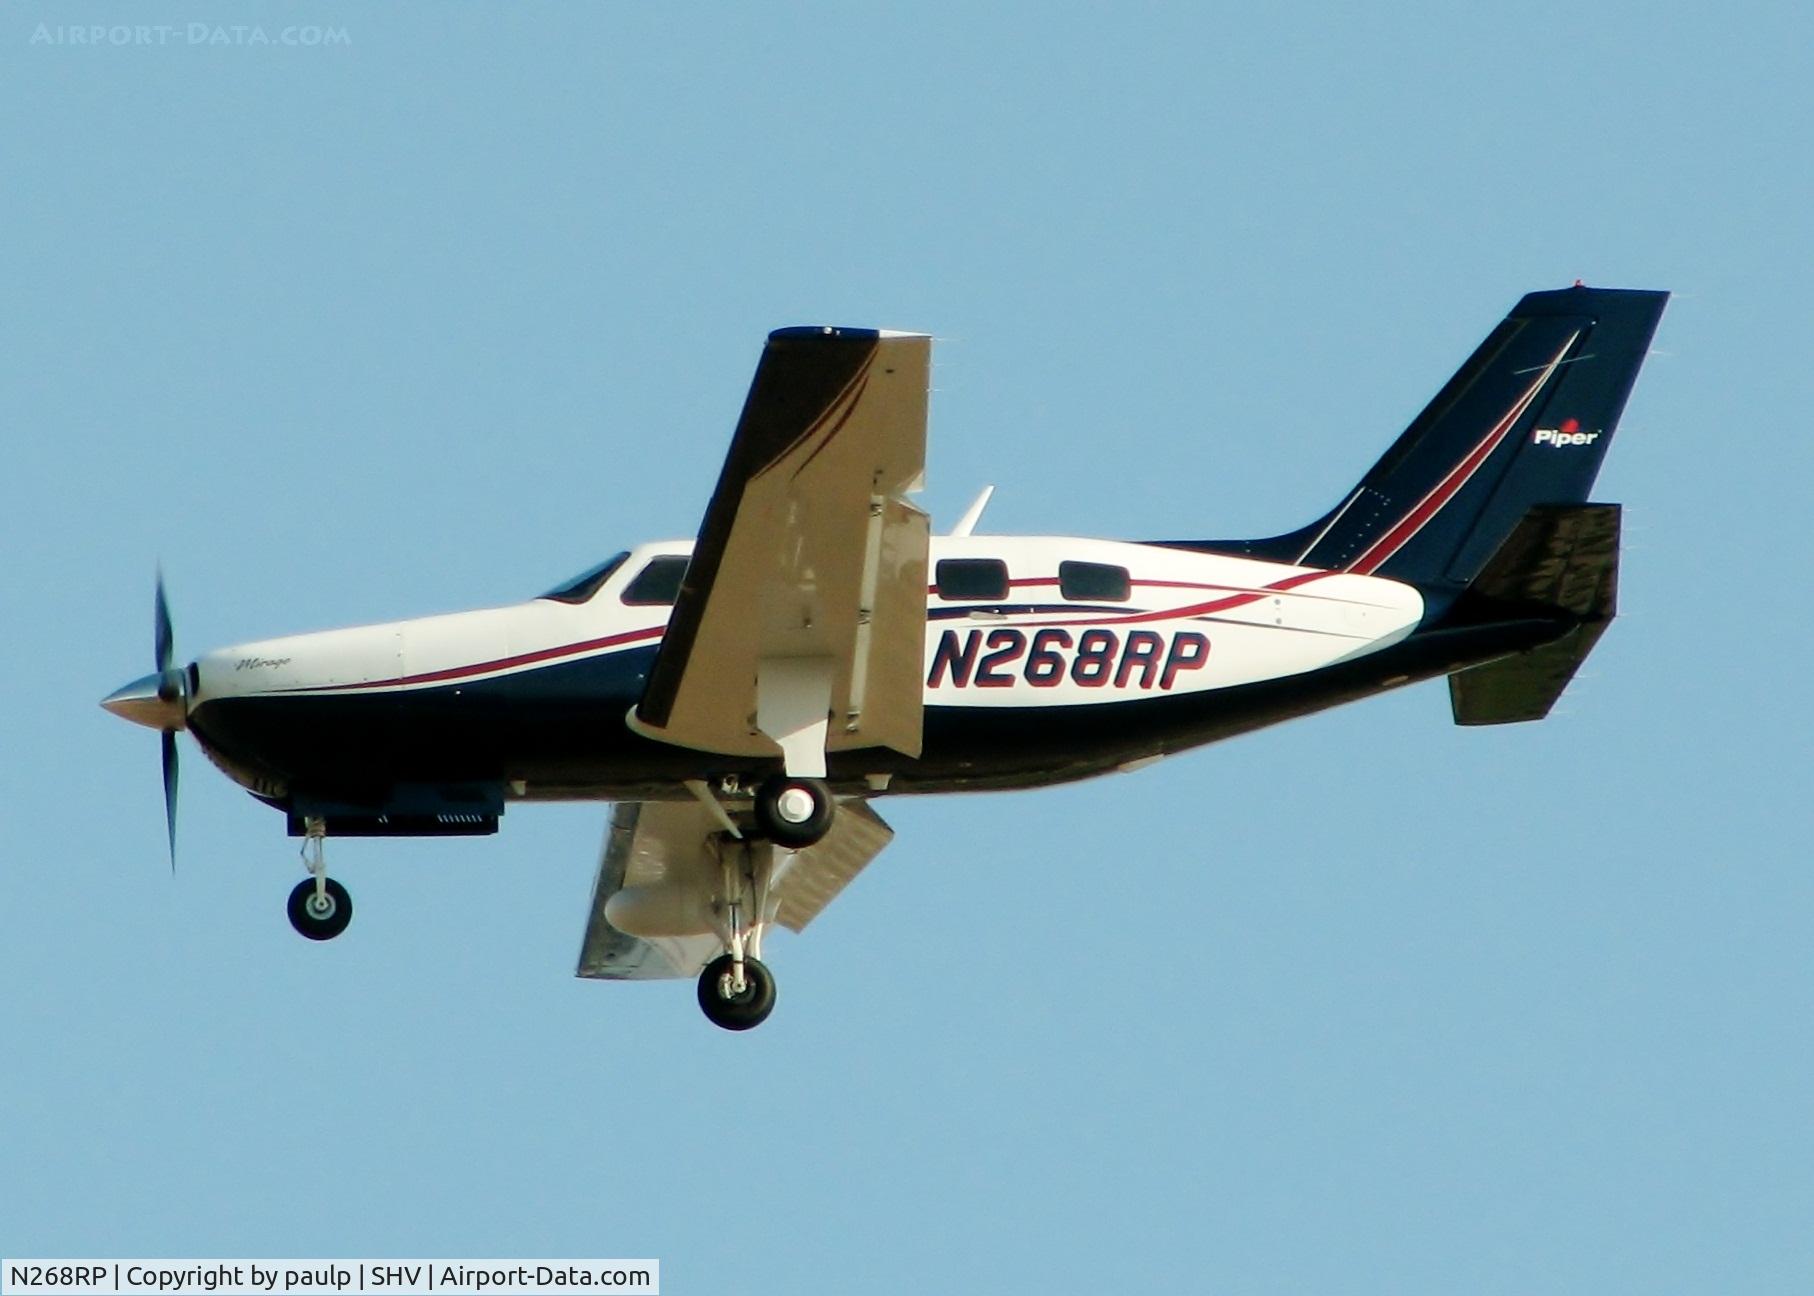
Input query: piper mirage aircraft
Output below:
<box><xmin>103</xmin><ymin>285</ymin><xmax>1666</xmax><ymax>1030</ymax></box>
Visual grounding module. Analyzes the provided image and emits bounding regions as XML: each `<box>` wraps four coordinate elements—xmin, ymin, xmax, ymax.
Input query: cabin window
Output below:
<box><xmin>1059</xmin><ymin>561</ymin><xmax>1131</xmax><ymax>602</ymax></box>
<box><xmin>936</xmin><ymin>558</ymin><xmax>1010</xmax><ymax>601</ymax></box>
<box><xmin>540</xmin><ymin>552</ymin><xmax>629</xmax><ymax>604</ymax></box>
<box><xmin>621</xmin><ymin>554</ymin><xmax>691</xmax><ymax>606</ymax></box>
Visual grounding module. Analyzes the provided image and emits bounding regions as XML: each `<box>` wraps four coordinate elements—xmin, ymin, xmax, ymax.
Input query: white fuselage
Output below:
<box><xmin>191</xmin><ymin>536</ymin><xmax>1423</xmax><ymax>739</ymax></box>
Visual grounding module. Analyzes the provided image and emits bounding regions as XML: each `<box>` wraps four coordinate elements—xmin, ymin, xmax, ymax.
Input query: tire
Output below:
<box><xmin>287</xmin><ymin>876</ymin><xmax>352</xmax><ymax>941</ymax></box>
<box><xmin>696</xmin><ymin>953</ymin><xmax>777</xmax><ymax>1031</ymax></box>
<box><xmin>753</xmin><ymin>775</ymin><xmax>834</xmax><ymax>848</ymax></box>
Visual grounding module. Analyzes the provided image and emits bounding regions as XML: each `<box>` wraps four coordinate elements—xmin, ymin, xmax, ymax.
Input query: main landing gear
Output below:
<box><xmin>697</xmin><ymin>952</ymin><xmax>776</xmax><ymax>1031</ymax></box>
<box><xmin>752</xmin><ymin>774</ymin><xmax>833</xmax><ymax>849</ymax></box>
<box><xmin>691</xmin><ymin>798</ymin><xmax>827</xmax><ymax>1031</ymax></box>
<box><xmin>287</xmin><ymin>817</ymin><xmax>352</xmax><ymax>941</ymax></box>
<box><xmin>697</xmin><ymin>833</ymin><xmax>780</xmax><ymax>1031</ymax></box>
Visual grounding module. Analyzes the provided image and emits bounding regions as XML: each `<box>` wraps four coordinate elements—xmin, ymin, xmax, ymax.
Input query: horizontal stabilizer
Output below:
<box><xmin>1448</xmin><ymin>504</ymin><xmax>1619</xmax><ymax>726</ymax></box>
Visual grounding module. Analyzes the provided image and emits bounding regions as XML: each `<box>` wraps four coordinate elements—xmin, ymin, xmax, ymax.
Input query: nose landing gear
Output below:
<box><xmin>288</xmin><ymin>876</ymin><xmax>352</xmax><ymax>940</ymax></box>
<box><xmin>286</xmin><ymin>817</ymin><xmax>352</xmax><ymax>941</ymax></box>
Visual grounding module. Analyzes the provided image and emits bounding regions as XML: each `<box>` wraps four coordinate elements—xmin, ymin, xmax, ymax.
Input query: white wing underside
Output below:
<box><xmin>576</xmin><ymin>797</ymin><xmax>894</xmax><ymax>981</ymax></box>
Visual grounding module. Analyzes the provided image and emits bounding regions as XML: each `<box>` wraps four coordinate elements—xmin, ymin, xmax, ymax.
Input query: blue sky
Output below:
<box><xmin>3</xmin><ymin>3</ymin><xmax>1811</xmax><ymax>1292</ymax></box>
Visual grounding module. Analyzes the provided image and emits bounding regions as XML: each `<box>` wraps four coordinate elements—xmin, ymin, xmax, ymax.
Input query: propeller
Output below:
<box><xmin>154</xmin><ymin>570</ymin><xmax>185</xmax><ymax>869</ymax></box>
<box><xmin>102</xmin><ymin>572</ymin><xmax>193</xmax><ymax>868</ymax></box>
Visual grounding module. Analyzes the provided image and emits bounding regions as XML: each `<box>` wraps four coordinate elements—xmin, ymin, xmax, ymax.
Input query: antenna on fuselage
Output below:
<box><xmin>949</xmin><ymin>485</ymin><xmax>995</xmax><ymax>537</ymax></box>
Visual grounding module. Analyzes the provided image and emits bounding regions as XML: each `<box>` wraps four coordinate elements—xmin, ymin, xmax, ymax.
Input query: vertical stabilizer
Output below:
<box><xmin>1189</xmin><ymin>286</ymin><xmax>1666</xmax><ymax>589</ymax></box>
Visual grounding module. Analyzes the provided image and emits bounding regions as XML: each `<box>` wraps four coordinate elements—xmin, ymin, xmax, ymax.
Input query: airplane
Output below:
<box><xmin>103</xmin><ymin>285</ymin><xmax>1667</xmax><ymax>1030</ymax></box>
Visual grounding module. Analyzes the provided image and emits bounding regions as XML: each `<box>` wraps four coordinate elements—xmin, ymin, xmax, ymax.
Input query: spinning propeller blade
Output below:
<box><xmin>162</xmin><ymin>728</ymin><xmax>179</xmax><ymax>871</ymax></box>
<box><xmin>153</xmin><ymin>569</ymin><xmax>183</xmax><ymax>870</ymax></box>
<box><xmin>155</xmin><ymin>570</ymin><xmax>174</xmax><ymax>678</ymax></box>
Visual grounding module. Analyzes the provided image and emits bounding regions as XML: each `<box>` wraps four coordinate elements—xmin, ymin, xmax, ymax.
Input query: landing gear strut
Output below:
<box><xmin>693</xmin><ymin>831</ymin><xmax>791</xmax><ymax>1030</ymax></box>
<box><xmin>287</xmin><ymin>817</ymin><xmax>352</xmax><ymax>941</ymax></box>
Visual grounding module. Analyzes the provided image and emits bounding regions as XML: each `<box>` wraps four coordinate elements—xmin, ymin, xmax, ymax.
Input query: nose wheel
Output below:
<box><xmin>287</xmin><ymin>816</ymin><xmax>352</xmax><ymax>941</ymax></box>
<box><xmin>287</xmin><ymin>876</ymin><xmax>352</xmax><ymax>940</ymax></box>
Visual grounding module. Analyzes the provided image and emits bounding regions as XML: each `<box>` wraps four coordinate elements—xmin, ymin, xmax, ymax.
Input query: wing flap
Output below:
<box><xmin>775</xmin><ymin>800</ymin><xmax>894</xmax><ymax>933</ymax></box>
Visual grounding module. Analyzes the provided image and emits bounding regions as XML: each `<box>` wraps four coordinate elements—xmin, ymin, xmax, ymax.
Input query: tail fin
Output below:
<box><xmin>1206</xmin><ymin>286</ymin><xmax>1666</xmax><ymax>588</ymax></box>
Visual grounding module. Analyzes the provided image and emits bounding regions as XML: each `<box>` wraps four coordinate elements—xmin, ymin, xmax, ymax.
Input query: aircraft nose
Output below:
<box><xmin>101</xmin><ymin>672</ymin><xmax>188</xmax><ymax>731</ymax></box>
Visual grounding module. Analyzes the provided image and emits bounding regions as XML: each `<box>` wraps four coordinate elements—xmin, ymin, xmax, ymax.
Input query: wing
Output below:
<box><xmin>576</xmin><ymin>800</ymin><xmax>723</xmax><ymax>981</ymax></box>
<box><xmin>631</xmin><ymin>327</ymin><xmax>931</xmax><ymax>775</ymax></box>
<box><xmin>576</xmin><ymin>797</ymin><xmax>895</xmax><ymax>981</ymax></box>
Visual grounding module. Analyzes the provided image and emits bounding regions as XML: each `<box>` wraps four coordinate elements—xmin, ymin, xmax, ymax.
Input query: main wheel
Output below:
<box><xmin>697</xmin><ymin>953</ymin><xmax>777</xmax><ymax>1031</ymax></box>
<box><xmin>287</xmin><ymin>877</ymin><xmax>352</xmax><ymax>941</ymax></box>
<box><xmin>753</xmin><ymin>775</ymin><xmax>834</xmax><ymax>848</ymax></box>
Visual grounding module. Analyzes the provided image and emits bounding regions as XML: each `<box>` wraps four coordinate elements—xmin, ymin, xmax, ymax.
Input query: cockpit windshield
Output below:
<box><xmin>539</xmin><ymin>552</ymin><xmax>630</xmax><ymax>604</ymax></box>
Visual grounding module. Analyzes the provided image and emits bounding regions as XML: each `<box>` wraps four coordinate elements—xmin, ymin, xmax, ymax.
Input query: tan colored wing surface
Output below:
<box><xmin>632</xmin><ymin>328</ymin><xmax>930</xmax><ymax>768</ymax></box>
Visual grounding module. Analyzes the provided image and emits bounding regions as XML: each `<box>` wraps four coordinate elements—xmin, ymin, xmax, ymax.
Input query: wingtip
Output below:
<box><xmin>767</xmin><ymin>326</ymin><xmax>929</xmax><ymax>342</ymax></box>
